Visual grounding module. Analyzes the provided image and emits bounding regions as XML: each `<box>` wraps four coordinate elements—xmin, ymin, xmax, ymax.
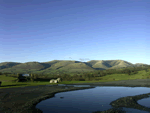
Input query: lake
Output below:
<box><xmin>36</xmin><ymin>85</ymin><xmax>150</xmax><ymax>113</ymax></box>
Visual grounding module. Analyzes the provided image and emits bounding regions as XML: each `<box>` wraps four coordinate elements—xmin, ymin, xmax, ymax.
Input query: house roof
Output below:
<box><xmin>22</xmin><ymin>74</ymin><xmax>30</xmax><ymax>76</ymax></box>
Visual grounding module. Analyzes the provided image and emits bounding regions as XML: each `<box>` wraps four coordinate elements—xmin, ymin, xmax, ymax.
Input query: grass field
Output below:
<box><xmin>1</xmin><ymin>69</ymin><xmax>150</xmax><ymax>89</ymax></box>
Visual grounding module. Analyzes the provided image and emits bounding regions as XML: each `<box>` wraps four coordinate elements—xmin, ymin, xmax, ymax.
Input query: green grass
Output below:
<box><xmin>0</xmin><ymin>75</ymin><xmax>17</xmax><ymax>82</ymax></box>
<box><xmin>1</xmin><ymin>69</ymin><xmax>150</xmax><ymax>89</ymax></box>
<box><xmin>0</xmin><ymin>81</ymin><xmax>55</xmax><ymax>89</ymax></box>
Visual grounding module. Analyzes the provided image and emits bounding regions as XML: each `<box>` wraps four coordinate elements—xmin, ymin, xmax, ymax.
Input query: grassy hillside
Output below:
<box><xmin>0</xmin><ymin>62</ymin><xmax>47</xmax><ymax>74</ymax></box>
<box><xmin>0</xmin><ymin>60</ymin><xmax>149</xmax><ymax>74</ymax></box>
<box><xmin>0</xmin><ymin>62</ymin><xmax>21</xmax><ymax>70</ymax></box>
<box><xmin>134</xmin><ymin>63</ymin><xmax>148</xmax><ymax>67</ymax></box>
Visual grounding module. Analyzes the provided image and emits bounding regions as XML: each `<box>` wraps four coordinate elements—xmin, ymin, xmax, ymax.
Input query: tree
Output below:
<box><xmin>30</xmin><ymin>73</ymin><xmax>34</xmax><ymax>82</ymax></box>
<box><xmin>16</xmin><ymin>73</ymin><xmax>24</xmax><ymax>82</ymax></box>
<box><xmin>127</xmin><ymin>70</ymin><xmax>131</xmax><ymax>75</ymax></box>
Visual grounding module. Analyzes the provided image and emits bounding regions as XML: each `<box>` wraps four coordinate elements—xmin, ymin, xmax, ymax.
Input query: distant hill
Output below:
<box><xmin>0</xmin><ymin>60</ymin><xmax>149</xmax><ymax>74</ymax></box>
<box><xmin>134</xmin><ymin>63</ymin><xmax>149</xmax><ymax>67</ymax></box>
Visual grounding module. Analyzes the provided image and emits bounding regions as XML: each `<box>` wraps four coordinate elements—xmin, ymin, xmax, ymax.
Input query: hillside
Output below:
<box><xmin>0</xmin><ymin>60</ymin><xmax>149</xmax><ymax>74</ymax></box>
<box><xmin>0</xmin><ymin>62</ymin><xmax>21</xmax><ymax>70</ymax></box>
<box><xmin>134</xmin><ymin>63</ymin><xmax>148</xmax><ymax>67</ymax></box>
<box><xmin>0</xmin><ymin>62</ymin><xmax>48</xmax><ymax>74</ymax></box>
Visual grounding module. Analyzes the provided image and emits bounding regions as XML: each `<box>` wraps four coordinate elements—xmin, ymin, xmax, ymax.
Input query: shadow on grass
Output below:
<box><xmin>0</xmin><ymin>84</ymin><xmax>28</xmax><ymax>87</ymax></box>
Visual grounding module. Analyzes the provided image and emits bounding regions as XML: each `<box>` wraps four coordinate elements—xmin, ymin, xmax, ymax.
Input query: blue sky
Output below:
<box><xmin>0</xmin><ymin>0</ymin><xmax>150</xmax><ymax>64</ymax></box>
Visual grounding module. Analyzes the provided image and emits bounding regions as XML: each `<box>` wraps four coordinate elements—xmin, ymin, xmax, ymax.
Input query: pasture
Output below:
<box><xmin>1</xmin><ymin>69</ymin><xmax>150</xmax><ymax>89</ymax></box>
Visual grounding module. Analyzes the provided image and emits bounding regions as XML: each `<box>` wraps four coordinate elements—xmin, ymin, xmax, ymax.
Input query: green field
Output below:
<box><xmin>1</xmin><ymin>69</ymin><xmax>150</xmax><ymax>89</ymax></box>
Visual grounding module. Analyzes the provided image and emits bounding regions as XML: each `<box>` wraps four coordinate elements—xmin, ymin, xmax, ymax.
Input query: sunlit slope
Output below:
<box><xmin>109</xmin><ymin>60</ymin><xmax>135</xmax><ymax>69</ymax></box>
<box><xmin>134</xmin><ymin>63</ymin><xmax>149</xmax><ymax>67</ymax></box>
<box><xmin>92</xmin><ymin>60</ymin><xmax>112</xmax><ymax>69</ymax></box>
<box><xmin>86</xmin><ymin>60</ymin><xmax>134</xmax><ymax>69</ymax></box>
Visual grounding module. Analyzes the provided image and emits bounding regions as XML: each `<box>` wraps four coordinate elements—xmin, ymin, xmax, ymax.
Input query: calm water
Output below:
<box><xmin>36</xmin><ymin>85</ymin><xmax>150</xmax><ymax>113</ymax></box>
<box><xmin>137</xmin><ymin>97</ymin><xmax>150</xmax><ymax>108</ymax></box>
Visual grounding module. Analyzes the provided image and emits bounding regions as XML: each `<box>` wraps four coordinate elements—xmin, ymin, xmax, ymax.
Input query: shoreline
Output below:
<box><xmin>1</xmin><ymin>79</ymin><xmax>150</xmax><ymax>113</ymax></box>
<box><xmin>65</xmin><ymin>79</ymin><xmax>150</xmax><ymax>88</ymax></box>
<box><xmin>0</xmin><ymin>85</ymin><xmax>95</xmax><ymax>113</ymax></box>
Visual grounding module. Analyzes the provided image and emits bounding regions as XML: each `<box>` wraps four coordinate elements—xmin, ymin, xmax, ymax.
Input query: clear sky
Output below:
<box><xmin>0</xmin><ymin>0</ymin><xmax>150</xmax><ymax>64</ymax></box>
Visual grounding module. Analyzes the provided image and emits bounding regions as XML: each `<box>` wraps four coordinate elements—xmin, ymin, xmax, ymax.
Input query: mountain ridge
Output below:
<box><xmin>0</xmin><ymin>60</ymin><xmax>149</xmax><ymax>74</ymax></box>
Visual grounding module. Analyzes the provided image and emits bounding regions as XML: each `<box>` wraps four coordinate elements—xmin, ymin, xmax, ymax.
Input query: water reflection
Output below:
<box><xmin>36</xmin><ymin>85</ymin><xmax>150</xmax><ymax>113</ymax></box>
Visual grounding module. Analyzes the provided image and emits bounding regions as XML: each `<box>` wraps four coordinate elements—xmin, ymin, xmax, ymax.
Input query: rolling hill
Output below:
<box><xmin>134</xmin><ymin>63</ymin><xmax>148</xmax><ymax>67</ymax></box>
<box><xmin>0</xmin><ymin>60</ymin><xmax>149</xmax><ymax>74</ymax></box>
<box><xmin>0</xmin><ymin>62</ymin><xmax>21</xmax><ymax>70</ymax></box>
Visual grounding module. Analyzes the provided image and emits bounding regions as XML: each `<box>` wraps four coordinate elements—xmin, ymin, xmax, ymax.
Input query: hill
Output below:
<box><xmin>134</xmin><ymin>63</ymin><xmax>148</xmax><ymax>67</ymax></box>
<box><xmin>0</xmin><ymin>62</ymin><xmax>21</xmax><ymax>70</ymax></box>
<box><xmin>0</xmin><ymin>60</ymin><xmax>149</xmax><ymax>74</ymax></box>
